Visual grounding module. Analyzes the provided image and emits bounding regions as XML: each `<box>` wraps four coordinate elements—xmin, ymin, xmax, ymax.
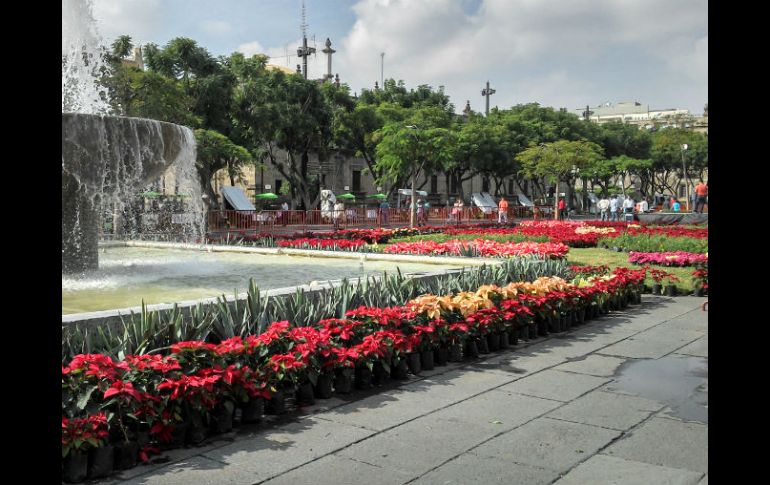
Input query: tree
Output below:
<box><xmin>518</xmin><ymin>140</ymin><xmax>604</xmax><ymax>219</ymax></box>
<box><xmin>375</xmin><ymin>122</ymin><xmax>455</xmax><ymax>227</ymax></box>
<box><xmin>111</xmin><ymin>35</ymin><xmax>133</xmax><ymax>60</ymax></box>
<box><xmin>232</xmin><ymin>67</ymin><xmax>332</xmax><ymax>210</ymax></box>
<box><xmin>650</xmin><ymin>128</ymin><xmax>708</xmax><ymax>197</ymax></box>
<box><xmin>195</xmin><ymin>129</ymin><xmax>253</xmax><ymax>209</ymax></box>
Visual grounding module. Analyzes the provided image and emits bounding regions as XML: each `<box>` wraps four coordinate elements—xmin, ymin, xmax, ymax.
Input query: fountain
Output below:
<box><xmin>62</xmin><ymin>0</ymin><xmax>202</xmax><ymax>273</ymax></box>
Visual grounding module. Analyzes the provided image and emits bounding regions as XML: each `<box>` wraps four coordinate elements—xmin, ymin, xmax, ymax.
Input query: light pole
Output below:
<box><xmin>406</xmin><ymin>125</ymin><xmax>420</xmax><ymax>228</ymax></box>
<box><xmin>681</xmin><ymin>143</ymin><xmax>689</xmax><ymax>211</ymax></box>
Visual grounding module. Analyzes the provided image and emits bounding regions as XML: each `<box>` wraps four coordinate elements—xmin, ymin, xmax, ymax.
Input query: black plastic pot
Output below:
<box><xmin>529</xmin><ymin>323</ymin><xmax>538</xmax><ymax>338</ymax></box>
<box><xmin>267</xmin><ymin>388</ymin><xmax>289</xmax><ymax>415</ymax></box>
<box><xmin>355</xmin><ymin>365</ymin><xmax>374</xmax><ymax>389</ymax></box>
<box><xmin>211</xmin><ymin>400</ymin><xmax>235</xmax><ymax>434</ymax></box>
<box><xmin>547</xmin><ymin>316</ymin><xmax>559</xmax><ymax>333</ymax></box>
<box><xmin>487</xmin><ymin>333</ymin><xmax>501</xmax><ymax>352</ymax></box>
<box><xmin>407</xmin><ymin>352</ymin><xmax>422</xmax><ymax>375</ymax></box>
<box><xmin>314</xmin><ymin>373</ymin><xmax>334</xmax><ymax>399</ymax></box>
<box><xmin>186</xmin><ymin>409</ymin><xmax>208</xmax><ymax>445</ymax></box>
<box><xmin>421</xmin><ymin>349</ymin><xmax>435</xmax><ymax>370</ymax></box>
<box><xmin>519</xmin><ymin>324</ymin><xmax>529</xmax><ymax>340</ymax></box>
<box><xmin>113</xmin><ymin>441</ymin><xmax>139</xmax><ymax>470</ymax></box>
<box><xmin>577</xmin><ymin>308</ymin><xmax>586</xmax><ymax>324</ymax></box>
<box><xmin>63</xmin><ymin>452</ymin><xmax>88</xmax><ymax>483</ymax></box>
<box><xmin>334</xmin><ymin>368</ymin><xmax>354</xmax><ymax>393</ymax></box>
<box><xmin>168</xmin><ymin>422</ymin><xmax>187</xmax><ymax>448</ymax></box>
<box><xmin>665</xmin><ymin>285</ymin><xmax>677</xmax><ymax>297</ymax></box>
<box><xmin>296</xmin><ymin>381</ymin><xmax>316</xmax><ymax>405</ymax></box>
<box><xmin>510</xmin><ymin>329</ymin><xmax>519</xmax><ymax>345</ymax></box>
<box><xmin>538</xmin><ymin>318</ymin><xmax>550</xmax><ymax>336</ymax></box>
<box><xmin>449</xmin><ymin>343</ymin><xmax>463</xmax><ymax>362</ymax></box>
<box><xmin>87</xmin><ymin>445</ymin><xmax>114</xmax><ymax>479</ymax></box>
<box><xmin>652</xmin><ymin>283</ymin><xmax>662</xmax><ymax>295</ymax></box>
<box><xmin>476</xmin><ymin>336</ymin><xmax>490</xmax><ymax>354</ymax></box>
<box><xmin>435</xmin><ymin>346</ymin><xmax>449</xmax><ymax>366</ymax></box>
<box><xmin>372</xmin><ymin>361</ymin><xmax>390</xmax><ymax>385</ymax></box>
<box><xmin>465</xmin><ymin>339</ymin><xmax>479</xmax><ymax>358</ymax></box>
<box><xmin>241</xmin><ymin>397</ymin><xmax>264</xmax><ymax>423</ymax></box>
<box><xmin>499</xmin><ymin>331</ymin><xmax>510</xmax><ymax>349</ymax></box>
<box><xmin>694</xmin><ymin>287</ymin><xmax>704</xmax><ymax>297</ymax></box>
<box><xmin>391</xmin><ymin>358</ymin><xmax>409</xmax><ymax>380</ymax></box>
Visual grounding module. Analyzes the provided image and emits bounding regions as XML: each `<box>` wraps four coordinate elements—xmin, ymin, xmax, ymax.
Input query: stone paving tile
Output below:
<box><xmin>436</xmin><ymin>390</ymin><xmax>562</xmax><ymax>433</ymax></box>
<box><xmin>319</xmin><ymin>368</ymin><xmax>517</xmax><ymax>431</ymax></box>
<box><xmin>336</xmin><ymin>412</ymin><xmax>499</xmax><ymax>476</ymax></box>
<box><xmin>553</xmin><ymin>454</ymin><xmax>703</xmax><ymax>485</ymax></box>
<box><xmin>471</xmin><ymin>417</ymin><xmax>621</xmax><ymax>472</ymax></box>
<box><xmin>261</xmin><ymin>454</ymin><xmax>416</xmax><ymax>485</ymax></box>
<box><xmin>675</xmin><ymin>335</ymin><xmax>708</xmax><ymax>357</ymax></box>
<box><xmin>547</xmin><ymin>390</ymin><xmax>665</xmax><ymax>431</ymax></box>
<box><xmin>416</xmin><ymin>452</ymin><xmax>561</xmax><ymax>485</ymax></box>
<box><xmin>602</xmin><ymin>417</ymin><xmax>708</xmax><ymax>473</ymax></box>
<box><xmin>118</xmin><ymin>456</ymin><xmax>251</xmax><ymax>485</ymax></box>
<box><xmin>600</xmin><ymin>328</ymin><xmax>703</xmax><ymax>359</ymax></box>
<box><xmin>199</xmin><ymin>416</ymin><xmax>374</xmax><ymax>482</ymax></box>
<box><xmin>555</xmin><ymin>354</ymin><xmax>628</xmax><ymax>377</ymax></box>
<box><xmin>497</xmin><ymin>369</ymin><xmax>609</xmax><ymax>402</ymax></box>
<box><xmin>698</xmin><ymin>474</ymin><xmax>708</xmax><ymax>484</ymax></box>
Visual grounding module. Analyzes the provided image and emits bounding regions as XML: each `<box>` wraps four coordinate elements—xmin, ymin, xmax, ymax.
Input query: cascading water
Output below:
<box><xmin>62</xmin><ymin>0</ymin><xmax>203</xmax><ymax>274</ymax></box>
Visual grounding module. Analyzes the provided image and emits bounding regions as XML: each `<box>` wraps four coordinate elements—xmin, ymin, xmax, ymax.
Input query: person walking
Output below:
<box><xmin>558</xmin><ymin>198</ymin><xmax>566</xmax><ymax>220</ymax></box>
<box><xmin>639</xmin><ymin>197</ymin><xmax>649</xmax><ymax>213</ymax></box>
<box><xmin>609</xmin><ymin>195</ymin><xmax>619</xmax><ymax>221</ymax></box>
<box><xmin>379</xmin><ymin>199</ymin><xmax>390</xmax><ymax>226</ymax></box>
<box><xmin>416</xmin><ymin>199</ymin><xmax>426</xmax><ymax>227</ymax></box>
<box><xmin>622</xmin><ymin>195</ymin><xmax>635</xmax><ymax>221</ymax></box>
<box><xmin>333</xmin><ymin>201</ymin><xmax>345</xmax><ymax>230</ymax></box>
<box><xmin>694</xmin><ymin>180</ymin><xmax>708</xmax><ymax>213</ymax></box>
<box><xmin>597</xmin><ymin>196</ymin><xmax>610</xmax><ymax>221</ymax></box>
<box><xmin>498</xmin><ymin>196</ymin><xmax>509</xmax><ymax>223</ymax></box>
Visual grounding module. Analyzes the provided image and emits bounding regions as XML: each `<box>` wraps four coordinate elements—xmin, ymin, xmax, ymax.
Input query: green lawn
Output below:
<box><xmin>568</xmin><ymin>247</ymin><xmax>696</xmax><ymax>292</ymax></box>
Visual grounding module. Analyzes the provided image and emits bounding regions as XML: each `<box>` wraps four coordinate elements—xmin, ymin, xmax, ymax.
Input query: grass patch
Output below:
<box><xmin>568</xmin><ymin>247</ymin><xmax>696</xmax><ymax>292</ymax></box>
<box><xmin>389</xmin><ymin>233</ymin><xmax>549</xmax><ymax>244</ymax></box>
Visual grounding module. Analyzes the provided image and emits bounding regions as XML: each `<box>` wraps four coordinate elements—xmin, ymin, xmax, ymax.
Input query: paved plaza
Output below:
<box><xmin>104</xmin><ymin>295</ymin><xmax>708</xmax><ymax>485</ymax></box>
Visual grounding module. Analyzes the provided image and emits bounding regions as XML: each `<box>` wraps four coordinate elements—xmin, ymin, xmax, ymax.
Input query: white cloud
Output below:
<box><xmin>236</xmin><ymin>41</ymin><xmax>267</xmax><ymax>58</ymax></box>
<box><xmin>90</xmin><ymin>0</ymin><xmax>164</xmax><ymax>46</ymax></box>
<box><xmin>324</xmin><ymin>0</ymin><xmax>707</xmax><ymax>112</ymax></box>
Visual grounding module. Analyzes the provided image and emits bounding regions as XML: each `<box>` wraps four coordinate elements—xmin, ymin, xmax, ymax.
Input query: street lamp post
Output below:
<box><xmin>406</xmin><ymin>125</ymin><xmax>419</xmax><ymax>228</ymax></box>
<box><xmin>681</xmin><ymin>143</ymin><xmax>689</xmax><ymax>211</ymax></box>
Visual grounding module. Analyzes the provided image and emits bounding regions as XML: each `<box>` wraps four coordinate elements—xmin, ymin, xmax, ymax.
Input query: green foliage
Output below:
<box><xmin>388</xmin><ymin>233</ymin><xmax>549</xmax><ymax>244</ymax></box>
<box><xmin>598</xmin><ymin>234</ymin><xmax>708</xmax><ymax>253</ymax></box>
<box><xmin>61</xmin><ymin>258</ymin><xmax>567</xmax><ymax>361</ymax></box>
<box><xmin>518</xmin><ymin>140</ymin><xmax>605</xmax><ymax>183</ymax></box>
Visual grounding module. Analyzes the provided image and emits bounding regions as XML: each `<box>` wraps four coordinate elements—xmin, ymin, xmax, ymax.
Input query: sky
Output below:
<box><xmin>88</xmin><ymin>0</ymin><xmax>708</xmax><ymax>116</ymax></box>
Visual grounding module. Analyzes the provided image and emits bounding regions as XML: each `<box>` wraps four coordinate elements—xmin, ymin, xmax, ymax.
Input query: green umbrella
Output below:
<box><xmin>337</xmin><ymin>193</ymin><xmax>356</xmax><ymax>200</ymax></box>
<box><xmin>255</xmin><ymin>192</ymin><xmax>279</xmax><ymax>199</ymax></box>
<box><xmin>369</xmin><ymin>193</ymin><xmax>388</xmax><ymax>199</ymax></box>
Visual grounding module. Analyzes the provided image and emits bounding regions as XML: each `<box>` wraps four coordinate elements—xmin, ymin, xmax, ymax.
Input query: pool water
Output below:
<box><xmin>62</xmin><ymin>247</ymin><xmax>459</xmax><ymax>314</ymax></box>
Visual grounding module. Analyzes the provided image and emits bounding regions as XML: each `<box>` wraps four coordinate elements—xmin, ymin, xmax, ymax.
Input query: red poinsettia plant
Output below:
<box><xmin>62</xmin><ymin>412</ymin><xmax>109</xmax><ymax>458</ymax></box>
<box><xmin>648</xmin><ymin>268</ymin><xmax>680</xmax><ymax>285</ymax></box>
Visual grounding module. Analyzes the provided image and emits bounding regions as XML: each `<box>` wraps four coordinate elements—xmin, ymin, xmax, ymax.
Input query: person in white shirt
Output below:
<box><xmin>609</xmin><ymin>196</ymin><xmax>619</xmax><ymax>221</ymax></box>
<box><xmin>622</xmin><ymin>196</ymin><xmax>635</xmax><ymax>214</ymax></box>
<box><xmin>597</xmin><ymin>197</ymin><xmax>610</xmax><ymax>221</ymax></box>
<box><xmin>639</xmin><ymin>198</ymin><xmax>649</xmax><ymax>213</ymax></box>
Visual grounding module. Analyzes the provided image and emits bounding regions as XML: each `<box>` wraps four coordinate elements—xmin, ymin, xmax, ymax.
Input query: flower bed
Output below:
<box><xmin>628</xmin><ymin>251</ymin><xmax>709</xmax><ymax>267</ymax></box>
<box><xmin>382</xmin><ymin>240</ymin><xmax>569</xmax><ymax>259</ymax></box>
<box><xmin>62</xmin><ymin>266</ymin><xmax>646</xmax><ymax>480</ymax></box>
<box><xmin>276</xmin><ymin>238</ymin><xmax>367</xmax><ymax>251</ymax></box>
<box><xmin>599</xmin><ymin>233</ymin><xmax>708</xmax><ymax>253</ymax></box>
